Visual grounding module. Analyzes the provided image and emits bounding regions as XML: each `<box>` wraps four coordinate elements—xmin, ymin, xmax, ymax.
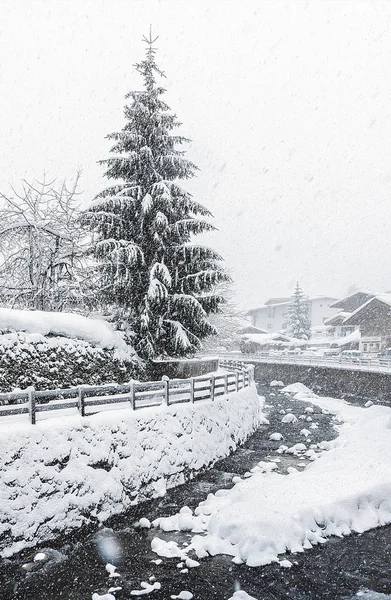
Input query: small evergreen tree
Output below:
<box><xmin>83</xmin><ymin>33</ymin><xmax>229</xmax><ymax>358</ymax></box>
<box><xmin>287</xmin><ymin>282</ymin><xmax>311</xmax><ymax>340</ymax></box>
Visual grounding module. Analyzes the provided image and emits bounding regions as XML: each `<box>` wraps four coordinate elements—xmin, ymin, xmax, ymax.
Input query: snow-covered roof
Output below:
<box><xmin>0</xmin><ymin>307</ymin><xmax>135</xmax><ymax>358</ymax></box>
<box><xmin>264</xmin><ymin>297</ymin><xmax>290</xmax><ymax>306</ymax></box>
<box><xmin>241</xmin><ymin>332</ymin><xmax>308</xmax><ymax>347</ymax></box>
<box><xmin>307</xmin><ymin>295</ymin><xmax>339</xmax><ymax>302</ymax></box>
<box><xmin>247</xmin><ymin>295</ymin><xmax>339</xmax><ymax>315</ymax></box>
<box><xmin>342</xmin><ymin>294</ymin><xmax>391</xmax><ymax>324</ymax></box>
<box><xmin>323</xmin><ymin>311</ymin><xmax>351</xmax><ymax>326</ymax></box>
<box><xmin>238</xmin><ymin>325</ymin><xmax>268</xmax><ymax>335</ymax></box>
<box><xmin>329</xmin><ymin>290</ymin><xmax>376</xmax><ymax>310</ymax></box>
<box><xmin>310</xmin><ymin>325</ymin><xmax>332</xmax><ymax>332</ymax></box>
<box><xmin>246</xmin><ymin>301</ymin><xmax>289</xmax><ymax>314</ymax></box>
<box><xmin>334</xmin><ymin>328</ymin><xmax>361</xmax><ymax>346</ymax></box>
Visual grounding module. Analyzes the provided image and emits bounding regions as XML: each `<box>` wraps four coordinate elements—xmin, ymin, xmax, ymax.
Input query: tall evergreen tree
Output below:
<box><xmin>83</xmin><ymin>33</ymin><xmax>229</xmax><ymax>359</ymax></box>
<box><xmin>287</xmin><ymin>282</ymin><xmax>312</xmax><ymax>340</ymax></box>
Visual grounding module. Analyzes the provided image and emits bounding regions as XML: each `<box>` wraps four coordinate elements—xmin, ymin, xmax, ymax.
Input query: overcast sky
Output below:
<box><xmin>1</xmin><ymin>0</ymin><xmax>390</xmax><ymax>309</ymax></box>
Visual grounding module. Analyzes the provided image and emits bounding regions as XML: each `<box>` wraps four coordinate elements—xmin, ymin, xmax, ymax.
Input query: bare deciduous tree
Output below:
<box><xmin>0</xmin><ymin>173</ymin><xmax>93</xmax><ymax>312</ymax></box>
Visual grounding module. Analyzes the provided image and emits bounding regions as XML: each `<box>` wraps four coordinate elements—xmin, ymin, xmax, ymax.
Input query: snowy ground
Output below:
<box><xmin>150</xmin><ymin>382</ymin><xmax>391</xmax><ymax>568</ymax></box>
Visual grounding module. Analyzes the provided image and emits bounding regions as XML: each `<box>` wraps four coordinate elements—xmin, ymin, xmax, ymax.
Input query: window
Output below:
<box><xmin>267</xmin><ymin>308</ymin><xmax>275</xmax><ymax>319</ymax></box>
<box><xmin>267</xmin><ymin>323</ymin><xmax>273</xmax><ymax>330</ymax></box>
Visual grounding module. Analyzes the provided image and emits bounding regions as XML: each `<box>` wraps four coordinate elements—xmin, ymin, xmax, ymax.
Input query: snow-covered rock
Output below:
<box><xmin>171</xmin><ymin>592</ymin><xmax>193</xmax><ymax>600</ymax></box>
<box><xmin>138</xmin><ymin>518</ymin><xmax>151</xmax><ymax>529</ymax></box>
<box><xmin>281</xmin><ymin>413</ymin><xmax>298</xmax><ymax>424</ymax></box>
<box><xmin>130</xmin><ymin>581</ymin><xmax>161</xmax><ymax>595</ymax></box>
<box><xmin>269</xmin><ymin>432</ymin><xmax>283</xmax><ymax>441</ymax></box>
<box><xmin>228</xmin><ymin>591</ymin><xmax>259</xmax><ymax>600</ymax></box>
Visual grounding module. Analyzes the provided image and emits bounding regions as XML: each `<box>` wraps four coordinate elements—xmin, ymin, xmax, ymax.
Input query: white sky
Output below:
<box><xmin>1</xmin><ymin>0</ymin><xmax>390</xmax><ymax>309</ymax></box>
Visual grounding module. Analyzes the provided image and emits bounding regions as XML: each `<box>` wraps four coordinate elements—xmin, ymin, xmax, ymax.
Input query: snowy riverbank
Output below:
<box><xmin>0</xmin><ymin>384</ymin><xmax>261</xmax><ymax>558</ymax></box>
<box><xmin>151</xmin><ymin>383</ymin><xmax>391</xmax><ymax>568</ymax></box>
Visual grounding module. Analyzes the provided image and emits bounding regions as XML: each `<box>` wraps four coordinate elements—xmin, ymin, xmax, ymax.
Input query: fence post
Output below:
<box><xmin>235</xmin><ymin>371</ymin><xmax>239</xmax><ymax>392</ymax></box>
<box><xmin>163</xmin><ymin>380</ymin><xmax>169</xmax><ymax>406</ymax></box>
<box><xmin>78</xmin><ymin>386</ymin><xmax>86</xmax><ymax>417</ymax></box>
<box><xmin>129</xmin><ymin>382</ymin><xmax>135</xmax><ymax>410</ymax></box>
<box><xmin>210</xmin><ymin>375</ymin><xmax>215</xmax><ymax>401</ymax></box>
<box><xmin>189</xmin><ymin>378</ymin><xmax>195</xmax><ymax>403</ymax></box>
<box><xmin>242</xmin><ymin>369</ymin><xmax>246</xmax><ymax>389</ymax></box>
<box><xmin>224</xmin><ymin>374</ymin><xmax>228</xmax><ymax>395</ymax></box>
<box><xmin>28</xmin><ymin>387</ymin><xmax>36</xmax><ymax>425</ymax></box>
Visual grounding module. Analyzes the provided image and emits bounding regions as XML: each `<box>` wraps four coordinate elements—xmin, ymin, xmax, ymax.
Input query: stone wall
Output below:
<box><xmin>253</xmin><ymin>362</ymin><xmax>391</xmax><ymax>404</ymax></box>
<box><xmin>0</xmin><ymin>384</ymin><xmax>260</xmax><ymax>557</ymax></box>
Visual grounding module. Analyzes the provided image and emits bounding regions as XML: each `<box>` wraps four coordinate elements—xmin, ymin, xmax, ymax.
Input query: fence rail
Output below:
<box><xmin>218</xmin><ymin>352</ymin><xmax>391</xmax><ymax>374</ymax></box>
<box><xmin>0</xmin><ymin>363</ymin><xmax>254</xmax><ymax>425</ymax></box>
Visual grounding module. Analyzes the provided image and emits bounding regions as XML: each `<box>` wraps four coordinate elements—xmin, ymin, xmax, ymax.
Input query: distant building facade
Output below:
<box><xmin>247</xmin><ymin>296</ymin><xmax>339</xmax><ymax>333</ymax></box>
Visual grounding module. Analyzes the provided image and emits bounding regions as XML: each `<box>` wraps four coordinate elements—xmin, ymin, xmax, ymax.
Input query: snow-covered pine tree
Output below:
<box><xmin>287</xmin><ymin>282</ymin><xmax>312</xmax><ymax>340</ymax></box>
<box><xmin>83</xmin><ymin>33</ymin><xmax>229</xmax><ymax>359</ymax></box>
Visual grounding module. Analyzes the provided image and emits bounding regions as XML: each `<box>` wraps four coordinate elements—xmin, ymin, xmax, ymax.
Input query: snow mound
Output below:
<box><xmin>270</xmin><ymin>380</ymin><xmax>284</xmax><ymax>387</ymax></box>
<box><xmin>281</xmin><ymin>383</ymin><xmax>315</xmax><ymax>395</ymax></box>
<box><xmin>228</xmin><ymin>592</ymin><xmax>259</xmax><ymax>600</ymax></box>
<box><xmin>281</xmin><ymin>413</ymin><xmax>298</xmax><ymax>424</ymax></box>
<box><xmin>269</xmin><ymin>432</ymin><xmax>283</xmax><ymax>441</ymax></box>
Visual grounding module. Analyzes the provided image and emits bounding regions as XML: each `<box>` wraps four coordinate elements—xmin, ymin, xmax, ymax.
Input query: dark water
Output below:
<box><xmin>1</xmin><ymin>383</ymin><xmax>391</xmax><ymax>600</ymax></box>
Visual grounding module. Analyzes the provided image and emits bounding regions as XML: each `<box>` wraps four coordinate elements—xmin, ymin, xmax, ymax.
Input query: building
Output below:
<box><xmin>324</xmin><ymin>291</ymin><xmax>391</xmax><ymax>353</ymax></box>
<box><xmin>247</xmin><ymin>296</ymin><xmax>339</xmax><ymax>333</ymax></box>
<box><xmin>342</xmin><ymin>294</ymin><xmax>391</xmax><ymax>352</ymax></box>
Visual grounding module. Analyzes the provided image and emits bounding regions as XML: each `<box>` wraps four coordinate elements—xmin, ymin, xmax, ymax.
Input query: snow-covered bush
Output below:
<box><xmin>0</xmin><ymin>332</ymin><xmax>142</xmax><ymax>396</ymax></box>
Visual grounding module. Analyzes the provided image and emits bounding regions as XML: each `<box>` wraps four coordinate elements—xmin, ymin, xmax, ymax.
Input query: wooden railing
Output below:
<box><xmin>0</xmin><ymin>363</ymin><xmax>254</xmax><ymax>425</ymax></box>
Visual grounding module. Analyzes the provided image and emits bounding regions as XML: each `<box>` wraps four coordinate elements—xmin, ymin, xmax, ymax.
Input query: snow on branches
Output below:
<box><xmin>287</xmin><ymin>282</ymin><xmax>312</xmax><ymax>340</ymax></box>
<box><xmin>83</xmin><ymin>37</ymin><xmax>229</xmax><ymax>358</ymax></box>
<box><xmin>0</xmin><ymin>174</ymin><xmax>92</xmax><ymax>312</ymax></box>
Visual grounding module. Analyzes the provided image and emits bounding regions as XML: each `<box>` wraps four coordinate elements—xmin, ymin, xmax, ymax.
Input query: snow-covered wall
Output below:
<box><xmin>0</xmin><ymin>384</ymin><xmax>260</xmax><ymax>557</ymax></box>
<box><xmin>0</xmin><ymin>331</ymin><xmax>142</xmax><ymax>393</ymax></box>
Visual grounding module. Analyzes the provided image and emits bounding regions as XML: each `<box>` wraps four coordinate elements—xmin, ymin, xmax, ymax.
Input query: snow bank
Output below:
<box><xmin>0</xmin><ymin>307</ymin><xmax>134</xmax><ymax>359</ymax></box>
<box><xmin>154</xmin><ymin>390</ymin><xmax>391</xmax><ymax>567</ymax></box>
<box><xmin>0</xmin><ymin>384</ymin><xmax>260</xmax><ymax>557</ymax></box>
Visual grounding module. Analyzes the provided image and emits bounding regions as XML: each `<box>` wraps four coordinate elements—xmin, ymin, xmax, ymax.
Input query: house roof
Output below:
<box><xmin>323</xmin><ymin>311</ymin><xmax>351</xmax><ymax>326</ymax></box>
<box><xmin>342</xmin><ymin>294</ymin><xmax>391</xmax><ymax>324</ymax></box>
<box><xmin>247</xmin><ymin>295</ymin><xmax>338</xmax><ymax>315</ymax></box>
<box><xmin>264</xmin><ymin>297</ymin><xmax>290</xmax><ymax>306</ymax></box>
<box><xmin>308</xmin><ymin>295</ymin><xmax>339</xmax><ymax>301</ymax></box>
<box><xmin>246</xmin><ymin>301</ymin><xmax>289</xmax><ymax>315</ymax></box>
<box><xmin>238</xmin><ymin>325</ymin><xmax>268</xmax><ymax>335</ymax></box>
<box><xmin>240</xmin><ymin>332</ymin><xmax>308</xmax><ymax>346</ymax></box>
<box><xmin>330</xmin><ymin>291</ymin><xmax>375</xmax><ymax>311</ymax></box>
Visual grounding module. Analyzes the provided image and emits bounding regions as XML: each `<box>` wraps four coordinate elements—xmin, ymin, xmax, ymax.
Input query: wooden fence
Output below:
<box><xmin>0</xmin><ymin>362</ymin><xmax>254</xmax><ymax>425</ymax></box>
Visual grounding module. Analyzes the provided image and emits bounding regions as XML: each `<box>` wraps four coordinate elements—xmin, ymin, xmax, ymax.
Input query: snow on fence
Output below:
<box><xmin>0</xmin><ymin>362</ymin><xmax>254</xmax><ymax>425</ymax></box>
<box><xmin>218</xmin><ymin>352</ymin><xmax>391</xmax><ymax>374</ymax></box>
